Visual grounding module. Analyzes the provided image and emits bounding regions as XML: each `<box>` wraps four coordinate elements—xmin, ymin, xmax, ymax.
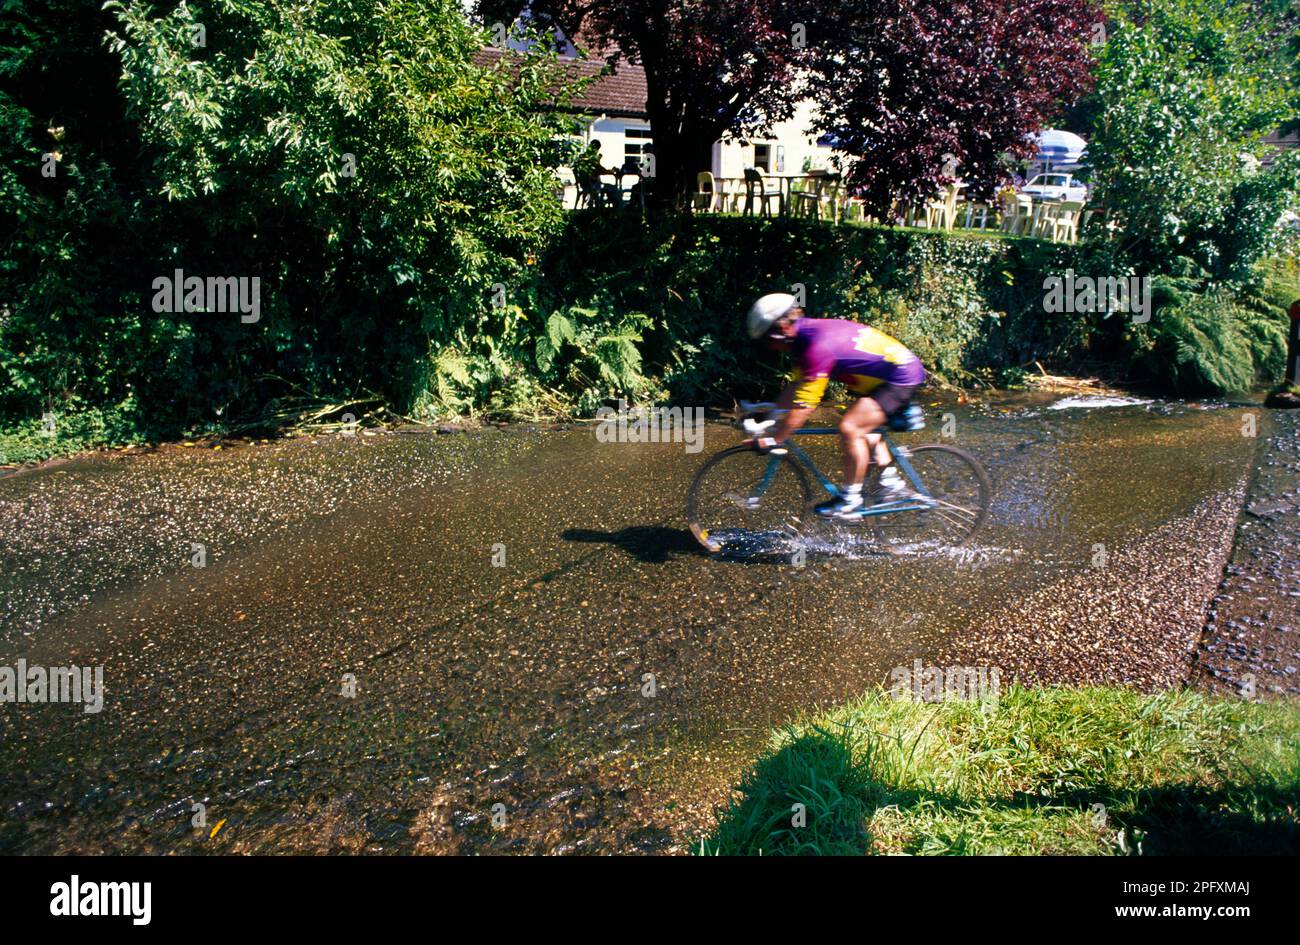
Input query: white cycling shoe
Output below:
<box><xmin>815</xmin><ymin>492</ymin><xmax>864</xmax><ymax>519</ymax></box>
<box><xmin>875</xmin><ymin>467</ymin><xmax>916</xmax><ymax>500</ymax></box>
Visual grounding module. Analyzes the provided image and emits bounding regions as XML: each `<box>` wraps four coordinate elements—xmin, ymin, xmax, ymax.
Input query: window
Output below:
<box><xmin>752</xmin><ymin>143</ymin><xmax>784</xmax><ymax>173</ymax></box>
<box><xmin>624</xmin><ymin>127</ymin><xmax>653</xmax><ymax>170</ymax></box>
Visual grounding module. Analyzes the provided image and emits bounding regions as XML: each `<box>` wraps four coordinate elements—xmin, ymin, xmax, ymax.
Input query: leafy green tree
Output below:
<box><xmin>107</xmin><ymin>0</ymin><xmax>581</xmax><ymax>415</ymax></box>
<box><xmin>0</xmin><ymin>0</ymin><xmax>152</xmax><ymax>423</ymax></box>
<box><xmin>1</xmin><ymin>0</ymin><xmax>582</xmax><ymax>431</ymax></box>
<box><xmin>1088</xmin><ymin>0</ymin><xmax>1299</xmax><ymax>282</ymax></box>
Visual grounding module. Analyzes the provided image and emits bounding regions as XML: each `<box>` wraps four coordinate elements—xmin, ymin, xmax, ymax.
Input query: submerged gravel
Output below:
<box><xmin>938</xmin><ymin>485</ymin><xmax>1245</xmax><ymax>689</ymax></box>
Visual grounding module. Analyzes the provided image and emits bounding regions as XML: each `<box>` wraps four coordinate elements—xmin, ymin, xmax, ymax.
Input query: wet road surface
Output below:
<box><xmin>1193</xmin><ymin>409</ymin><xmax>1300</xmax><ymax>700</ymax></box>
<box><xmin>0</xmin><ymin>394</ymin><xmax>1268</xmax><ymax>853</ymax></box>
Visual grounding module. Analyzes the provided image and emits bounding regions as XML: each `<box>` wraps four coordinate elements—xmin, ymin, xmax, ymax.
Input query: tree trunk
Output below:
<box><xmin>645</xmin><ymin>119</ymin><xmax>719</xmax><ymax>212</ymax></box>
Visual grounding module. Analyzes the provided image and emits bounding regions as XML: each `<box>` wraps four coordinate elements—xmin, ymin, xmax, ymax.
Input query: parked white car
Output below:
<box><xmin>1021</xmin><ymin>173</ymin><xmax>1088</xmax><ymax>202</ymax></box>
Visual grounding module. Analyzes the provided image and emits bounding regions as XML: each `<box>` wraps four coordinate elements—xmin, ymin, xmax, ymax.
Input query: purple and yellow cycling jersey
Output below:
<box><xmin>790</xmin><ymin>318</ymin><xmax>926</xmax><ymax>407</ymax></box>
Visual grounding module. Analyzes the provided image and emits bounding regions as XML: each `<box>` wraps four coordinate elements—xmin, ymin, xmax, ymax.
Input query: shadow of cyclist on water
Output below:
<box><xmin>563</xmin><ymin>525</ymin><xmax>818</xmax><ymax>565</ymax></box>
<box><xmin>562</xmin><ymin>525</ymin><xmax>702</xmax><ymax>563</ymax></box>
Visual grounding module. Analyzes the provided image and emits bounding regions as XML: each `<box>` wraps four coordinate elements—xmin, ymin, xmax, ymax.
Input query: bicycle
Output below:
<box><xmin>686</xmin><ymin>401</ymin><xmax>991</xmax><ymax>556</ymax></box>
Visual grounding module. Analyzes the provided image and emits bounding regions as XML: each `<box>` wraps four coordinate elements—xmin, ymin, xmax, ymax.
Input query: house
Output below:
<box><xmin>472</xmin><ymin>45</ymin><xmax>655</xmax><ymax>198</ymax></box>
<box><xmin>1262</xmin><ymin>128</ymin><xmax>1300</xmax><ymax>167</ymax></box>
<box><xmin>473</xmin><ymin>39</ymin><xmax>845</xmax><ymax>208</ymax></box>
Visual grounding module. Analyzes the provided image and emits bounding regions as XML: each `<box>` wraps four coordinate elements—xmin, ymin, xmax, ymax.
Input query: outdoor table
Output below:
<box><xmin>619</xmin><ymin>169</ymin><xmax>643</xmax><ymax>209</ymax></box>
<box><xmin>714</xmin><ymin>177</ymin><xmax>746</xmax><ymax>213</ymax></box>
<box><xmin>712</xmin><ymin>173</ymin><xmax>807</xmax><ymax>216</ymax></box>
<box><xmin>592</xmin><ymin>169</ymin><xmax>646</xmax><ymax>209</ymax></box>
<box><xmin>771</xmin><ymin>174</ymin><xmax>809</xmax><ymax>216</ymax></box>
<box><xmin>580</xmin><ymin>170</ymin><xmax>623</xmax><ymax>208</ymax></box>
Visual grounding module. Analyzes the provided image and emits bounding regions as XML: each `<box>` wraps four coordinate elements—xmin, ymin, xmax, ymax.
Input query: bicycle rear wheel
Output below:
<box><xmin>686</xmin><ymin>446</ymin><xmax>812</xmax><ymax>554</ymax></box>
<box><xmin>869</xmin><ymin>445</ymin><xmax>990</xmax><ymax>552</ymax></box>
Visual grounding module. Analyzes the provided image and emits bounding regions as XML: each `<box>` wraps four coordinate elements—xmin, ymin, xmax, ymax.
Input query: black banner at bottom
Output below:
<box><xmin>4</xmin><ymin>854</ymin><xmax>1283</xmax><ymax>932</ymax></box>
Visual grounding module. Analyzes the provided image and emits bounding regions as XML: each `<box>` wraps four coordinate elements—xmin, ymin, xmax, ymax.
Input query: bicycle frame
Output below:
<box><xmin>759</xmin><ymin>425</ymin><xmax>934</xmax><ymax>519</ymax></box>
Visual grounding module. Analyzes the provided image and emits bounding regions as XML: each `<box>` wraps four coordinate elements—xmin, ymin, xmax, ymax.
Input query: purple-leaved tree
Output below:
<box><xmin>802</xmin><ymin>0</ymin><xmax>1098</xmax><ymax>215</ymax></box>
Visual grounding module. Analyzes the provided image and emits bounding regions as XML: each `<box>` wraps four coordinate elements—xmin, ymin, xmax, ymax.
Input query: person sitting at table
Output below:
<box><xmin>573</xmin><ymin>142</ymin><xmax>618</xmax><ymax>207</ymax></box>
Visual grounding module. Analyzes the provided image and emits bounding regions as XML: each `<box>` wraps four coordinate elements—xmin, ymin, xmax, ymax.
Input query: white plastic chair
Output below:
<box><xmin>743</xmin><ymin>168</ymin><xmax>783</xmax><ymax>217</ymax></box>
<box><xmin>1049</xmin><ymin>200</ymin><xmax>1085</xmax><ymax>243</ymax></box>
<box><xmin>693</xmin><ymin>172</ymin><xmax>721</xmax><ymax>213</ymax></box>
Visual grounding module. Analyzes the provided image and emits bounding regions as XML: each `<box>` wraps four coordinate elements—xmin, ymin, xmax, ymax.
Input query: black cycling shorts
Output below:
<box><xmin>864</xmin><ymin>383</ymin><xmax>920</xmax><ymax>418</ymax></box>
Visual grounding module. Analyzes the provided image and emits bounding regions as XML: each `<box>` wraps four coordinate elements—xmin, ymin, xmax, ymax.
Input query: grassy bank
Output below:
<box><xmin>0</xmin><ymin>407</ymin><xmax>152</xmax><ymax>467</ymax></box>
<box><xmin>701</xmin><ymin>685</ymin><xmax>1300</xmax><ymax>855</ymax></box>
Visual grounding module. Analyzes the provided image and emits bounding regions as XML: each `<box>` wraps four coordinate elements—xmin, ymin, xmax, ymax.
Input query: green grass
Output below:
<box><xmin>0</xmin><ymin>414</ymin><xmax>111</xmax><ymax>466</ymax></box>
<box><xmin>0</xmin><ymin>405</ymin><xmax>157</xmax><ymax>466</ymax></box>
<box><xmin>700</xmin><ymin>686</ymin><xmax>1300</xmax><ymax>855</ymax></box>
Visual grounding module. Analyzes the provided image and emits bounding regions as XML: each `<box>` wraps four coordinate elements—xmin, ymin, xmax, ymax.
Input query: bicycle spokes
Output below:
<box><xmin>869</xmin><ymin>445</ymin><xmax>990</xmax><ymax>551</ymax></box>
<box><xmin>686</xmin><ymin>448</ymin><xmax>812</xmax><ymax>555</ymax></box>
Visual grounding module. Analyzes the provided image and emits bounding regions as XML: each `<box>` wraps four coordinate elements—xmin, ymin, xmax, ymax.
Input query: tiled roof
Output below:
<box><xmin>1262</xmin><ymin>128</ymin><xmax>1299</xmax><ymax>165</ymax></box>
<box><xmin>472</xmin><ymin>47</ymin><xmax>648</xmax><ymax>118</ymax></box>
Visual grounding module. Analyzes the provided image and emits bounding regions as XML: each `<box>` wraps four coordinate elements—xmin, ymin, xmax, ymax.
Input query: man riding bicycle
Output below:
<box><xmin>745</xmin><ymin>293</ymin><xmax>926</xmax><ymax>519</ymax></box>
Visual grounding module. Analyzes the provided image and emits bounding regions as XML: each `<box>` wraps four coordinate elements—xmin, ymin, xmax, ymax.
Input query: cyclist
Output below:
<box><xmin>744</xmin><ymin>293</ymin><xmax>926</xmax><ymax>518</ymax></box>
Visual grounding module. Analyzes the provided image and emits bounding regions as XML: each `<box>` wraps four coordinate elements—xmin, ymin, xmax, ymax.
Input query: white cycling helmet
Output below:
<box><xmin>746</xmin><ymin>292</ymin><xmax>798</xmax><ymax>340</ymax></box>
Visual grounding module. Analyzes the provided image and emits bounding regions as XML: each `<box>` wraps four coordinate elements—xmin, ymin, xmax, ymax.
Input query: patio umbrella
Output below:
<box><xmin>1031</xmin><ymin>129</ymin><xmax>1087</xmax><ymax>166</ymax></box>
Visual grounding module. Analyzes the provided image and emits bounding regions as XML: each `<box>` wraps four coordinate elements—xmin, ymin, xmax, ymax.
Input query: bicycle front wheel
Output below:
<box><xmin>870</xmin><ymin>445</ymin><xmax>991</xmax><ymax>552</ymax></box>
<box><xmin>686</xmin><ymin>446</ymin><xmax>812</xmax><ymax>555</ymax></box>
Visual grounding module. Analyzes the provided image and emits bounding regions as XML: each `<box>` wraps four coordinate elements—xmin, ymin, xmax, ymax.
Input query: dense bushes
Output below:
<box><xmin>1123</xmin><ymin>279</ymin><xmax>1286</xmax><ymax>395</ymax></box>
<box><xmin>428</xmin><ymin>213</ymin><xmax>1293</xmax><ymax>417</ymax></box>
<box><xmin>418</xmin><ymin>215</ymin><xmax>1070</xmax><ymax>417</ymax></box>
<box><xmin>3</xmin><ymin>193</ymin><xmax>1295</xmax><ymax>455</ymax></box>
<box><xmin>520</xmin><ymin>216</ymin><xmax>1087</xmax><ymax>404</ymax></box>
<box><xmin>0</xmin><ymin>0</ymin><xmax>579</xmax><ymax>446</ymax></box>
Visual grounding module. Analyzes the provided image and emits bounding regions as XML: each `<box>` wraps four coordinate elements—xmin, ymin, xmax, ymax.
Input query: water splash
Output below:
<box><xmin>1048</xmin><ymin>395</ymin><xmax>1152</xmax><ymax>410</ymax></box>
<box><xmin>883</xmin><ymin>541</ymin><xmax>1023</xmax><ymax>569</ymax></box>
<box><xmin>710</xmin><ymin>523</ymin><xmax>1021</xmax><ymax>567</ymax></box>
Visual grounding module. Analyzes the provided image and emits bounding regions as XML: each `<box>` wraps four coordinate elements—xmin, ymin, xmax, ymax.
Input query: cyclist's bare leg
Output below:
<box><xmin>866</xmin><ymin>431</ymin><xmax>891</xmax><ymax>468</ymax></box>
<box><xmin>838</xmin><ymin>396</ymin><xmax>888</xmax><ymax>485</ymax></box>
